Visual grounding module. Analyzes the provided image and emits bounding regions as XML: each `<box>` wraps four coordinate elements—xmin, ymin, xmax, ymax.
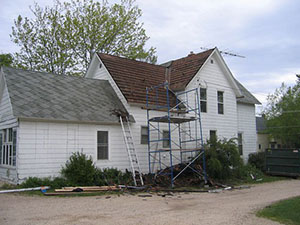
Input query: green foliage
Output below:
<box><xmin>11</xmin><ymin>0</ymin><xmax>157</xmax><ymax>76</ymax></box>
<box><xmin>257</xmin><ymin>196</ymin><xmax>300</xmax><ymax>225</ymax></box>
<box><xmin>94</xmin><ymin>168</ymin><xmax>133</xmax><ymax>186</ymax></box>
<box><xmin>61</xmin><ymin>152</ymin><xmax>97</xmax><ymax>186</ymax></box>
<box><xmin>248</xmin><ymin>151</ymin><xmax>266</xmax><ymax>171</ymax></box>
<box><xmin>263</xmin><ymin>79</ymin><xmax>300</xmax><ymax>147</ymax></box>
<box><xmin>20</xmin><ymin>176</ymin><xmax>69</xmax><ymax>189</ymax></box>
<box><xmin>235</xmin><ymin>164</ymin><xmax>264</xmax><ymax>182</ymax></box>
<box><xmin>0</xmin><ymin>54</ymin><xmax>13</xmax><ymax>67</ymax></box>
<box><xmin>203</xmin><ymin>138</ymin><xmax>244</xmax><ymax>180</ymax></box>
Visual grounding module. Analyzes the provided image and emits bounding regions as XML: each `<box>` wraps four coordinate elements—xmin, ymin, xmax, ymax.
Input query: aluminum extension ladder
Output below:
<box><xmin>120</xmin><ymin>116</ymin><xmax>144</xmax><ymax>186</ymax></box>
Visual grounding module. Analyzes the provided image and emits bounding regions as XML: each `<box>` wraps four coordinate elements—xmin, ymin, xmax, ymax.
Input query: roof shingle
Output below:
<box><xmin>2</xmin><ymin>67</ymin><xmax>127</xmax><ymax>123</ymax></box>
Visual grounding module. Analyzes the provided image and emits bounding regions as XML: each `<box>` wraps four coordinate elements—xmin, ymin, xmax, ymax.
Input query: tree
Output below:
<box><xmin>11</xmin><ymin>0</ymin><xmax>157</xmax><ymax>76</ymax></box>
<box><xmin>0</xmin><ymin>54</ymin><xmax>13</xmax><ymax>67</ymax></box>
<box><xmin>263</xmin><ymin>76</ymin><xmax>300</xmax><ymax>147</ymax></box>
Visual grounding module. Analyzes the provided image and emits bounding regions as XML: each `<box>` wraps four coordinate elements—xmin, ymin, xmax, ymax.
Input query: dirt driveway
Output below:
<box><xmin>0</xmin><ymin>179</ymin><xmax>300</xmax><ymax>225</ymax></box>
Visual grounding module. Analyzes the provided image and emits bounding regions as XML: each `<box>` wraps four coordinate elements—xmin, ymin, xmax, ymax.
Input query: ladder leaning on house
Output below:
<box><xmin>120</xmin><ymin>116</ymin><xmax>144</xmax><ymax>186</ymax></box>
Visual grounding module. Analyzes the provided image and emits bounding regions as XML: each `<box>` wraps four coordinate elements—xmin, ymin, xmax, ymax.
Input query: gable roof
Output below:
<box><xmin>1</xmin><ymin>67</ymin><xmax>127</xmax><ymax>124</ymax></box>
<box><xmin>97</xmin><ymin>49</ymin><xmax>213</xmax><ymax>106</ymax></box>
<box><xmin>234</xmin><ymin>79</ymin><xmax>261</xmax><ymax>104</ymax></box>
<box><xmin>256</xmin><ymin>116</ymin><xmax>267</xmax><ymax>133</ymax></box>
<box><xmin>97</xmin><ymin>49</ymin><xmax>260</xmax><ymax>106</ymax></box>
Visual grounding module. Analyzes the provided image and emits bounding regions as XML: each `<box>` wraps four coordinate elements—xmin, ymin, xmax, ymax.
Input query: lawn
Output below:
<box><xmin>257</xmin><ymin>196</ymin><xmax>300</xmax><ymax>225</ymax></box>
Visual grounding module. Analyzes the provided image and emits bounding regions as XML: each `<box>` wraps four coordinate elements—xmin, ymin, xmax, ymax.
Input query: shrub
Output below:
<box><xmin>202</xmin><ymin>138</ymin><xmax>244</xmax><ymax>180</ymax></box>
<box><xmin>61</xmin><ymin>152</ymin><xmax>97</xmax><ymax>186</ymax></box>
<box><xmin>248</xmin><ymin>151</ymin><xmax>265</xmax><ymax>171</ymax></box>
<box><xmin>236</xmin><ymin>164</ymin><xmax>264</xmax><ymax>182</ymax></box>
<box><xmin>20</xmin><ymin>176</ymin><xmax>69</xmax><ymax>189</ymax></box>
<box><xmin>94</xmin><ymin>168</ymin><xmax>133</xmax><ymax>186</ymax></box>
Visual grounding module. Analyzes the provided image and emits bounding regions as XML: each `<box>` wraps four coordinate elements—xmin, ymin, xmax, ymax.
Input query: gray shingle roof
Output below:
<box><xmin>1</xmin><ymin>67</ymin><xmax>127</xmax><ymax>123</ymax></box>
<box><xmin>256</xmin><ymin>116</ymin><xmax>267</xmax><ymax>133</ymax></box>
<box><xmin>234</xmin><ymin>78</ymin><xmax>261</xmax><ymax>105</ymax></box>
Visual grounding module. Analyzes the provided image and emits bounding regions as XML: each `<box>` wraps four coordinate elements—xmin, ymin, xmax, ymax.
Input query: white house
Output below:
<box><xmin>0</xmin><ymin>48</ymin><xmax>260</xmax><ymax>184</ymax></box>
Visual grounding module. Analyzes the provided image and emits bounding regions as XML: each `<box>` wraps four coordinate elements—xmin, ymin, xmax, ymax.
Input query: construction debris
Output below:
<box><xmin>0</xmin><ymin>186</ymin><xmax>50</xmax><ymax>194</ymax></box>
<box><xmin>54</xmin><ymin>185</ymin><xmax>120</xmax><ymax>193</ymax></box>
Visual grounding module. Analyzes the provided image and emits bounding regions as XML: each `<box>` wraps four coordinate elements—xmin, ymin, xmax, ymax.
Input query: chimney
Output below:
<box><xmin>188</xmin><ymin>51</ymin><xmax>194</xmax><ymax>56</ymax></box>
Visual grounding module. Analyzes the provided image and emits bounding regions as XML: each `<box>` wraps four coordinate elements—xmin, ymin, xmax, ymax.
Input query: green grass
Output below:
<box><xmin>257</xmin><ymin>196</ymin><xmax>300</xmax><ymax>225</ymax></box>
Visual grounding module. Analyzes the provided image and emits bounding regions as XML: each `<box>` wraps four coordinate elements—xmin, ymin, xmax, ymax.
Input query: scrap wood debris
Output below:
<box><xmin>54</xmin><ymin>185</ymin><xmax>120</xmax><ymax>193</ymax></box>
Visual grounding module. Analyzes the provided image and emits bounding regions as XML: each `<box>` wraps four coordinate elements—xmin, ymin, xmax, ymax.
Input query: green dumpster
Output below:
<box><xmin>265</xmin><ymin>148</ymin><xmax>300</xmax><ymax>177</ymax></box>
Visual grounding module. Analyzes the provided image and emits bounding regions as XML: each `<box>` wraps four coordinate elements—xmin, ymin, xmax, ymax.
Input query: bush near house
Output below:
<box><xmin>204</xmin><ymin>138</ymin><xmax>243</xmax><ymax>180</ymax></box>
<box><xmin>20</xmin><ymin>152</ymin><xmax>133</xmax><ymax>188</ymax></box>
<box><xmin>61</xmin><ymin>152</ymin><xmax>97</xmax><ymax>186</ymax></box>
<box><xmin>200</xmin><ymin>138</ymin><xmax>263</xmax><ymax>182</ymax></box>
<box><xmin>248</xmin><ymin>151</ymin><xmax>266</xmax><ymax>172</ymax></box>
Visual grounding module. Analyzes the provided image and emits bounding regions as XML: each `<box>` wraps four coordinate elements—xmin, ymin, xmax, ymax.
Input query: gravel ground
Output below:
<box><xmin>0</xmin><ymin>179</ymin><xmax>300</xmax><ymax>225</ymax></box>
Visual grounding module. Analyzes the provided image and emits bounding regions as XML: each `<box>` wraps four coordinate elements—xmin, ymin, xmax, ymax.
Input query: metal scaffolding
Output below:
<box><xmin>146</xmin><ymin>81</ymin><xmax>207</xmax><ymax>187</ymax></box>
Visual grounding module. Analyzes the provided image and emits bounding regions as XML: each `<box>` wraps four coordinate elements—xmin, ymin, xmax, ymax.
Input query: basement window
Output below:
<box><xmin>97</xmin><ymin>131</ymin><xmax>108</xmax><ymax>160</ymax></box>
<box><xmin>141</xmin><ymin>126</ymin><xmax>148</xmax><ymax>144</ymax></box>
<box><xmin>217</xmin><ymin>91</ymin><xmax>224</xmax><ymax>114</ymax></box>
<box><xmin>200</xmin><ymin>88</ymin><xmax>207</xmax><ymax>113</ymax></box>
<box><xmin>238</xmin><ymin>133</ymin><xmax>243</xmax><ymax>155</ymax></box>
<box><xmin>0</xmin><ymin>128</ymin><xmax>17</xmax><ymax>167</ymax></box>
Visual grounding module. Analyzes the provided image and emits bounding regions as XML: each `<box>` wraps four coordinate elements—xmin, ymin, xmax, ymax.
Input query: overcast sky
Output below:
<box><xmin>0</xmin><ymin>0</ymin><xmax>299</xmax><ymax>113</ymax></box>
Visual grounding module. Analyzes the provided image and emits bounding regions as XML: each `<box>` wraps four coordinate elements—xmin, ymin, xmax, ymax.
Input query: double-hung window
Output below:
<box><xmin>141</xmin><ymin>126</ymin><xmax>148</xmax><ymax>144</ymax></box>
<box><xmin>97</xmin><ymin>131</ymin><xmax>108</xmax><ymax>160</ymax></box>
<box><xmin>163</xmin><ymin>130</ymin><xmax>170</xmax><ymax>148</ymax></box>
<box><xmin>217</xmin><ymin>91</ymin><xmax>224</xmax><ymax>114</ymax></box>
<box><xmin>0</xmin><ymin>128</ymin><xmax>17</xmax><ymax>166</ymax></box>
<box><xmin>200</xmin><ymin>88</ymin><xmax>207</xmax><ymax>113</ymax></box>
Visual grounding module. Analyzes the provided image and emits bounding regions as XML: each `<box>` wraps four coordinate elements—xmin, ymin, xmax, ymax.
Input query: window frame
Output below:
<box><xmin>217</xmin><ymin>91</ymin><xmax>224</xmax><ymax>114</ymax></box>
<box><xmin>200</xmin><ymin>88</ymin><xmax>207</xmax><ymax>113</ymax></box>
<box><xmin>140</xmin><ymin>126</ymin><xmax>148</xmax><ymax>145</ymax></box>
<box><xmin>97</xmin><ymin>130</ymin><xmax>109</xmax><ymax>160</ymax></box>
<box><xmin>163</xmin><ymin>130</ymin><xmax>170</xmax><ymax>148</ymax></box>
<box><xmin>209</xmin><ymin>130</ymin><xmax>217</xmax><ymax>142</ymax></box>
<box><xmin>0</xmin><ymin>128</ymin><xmax>17</xmax><ymax>167</ymax></box>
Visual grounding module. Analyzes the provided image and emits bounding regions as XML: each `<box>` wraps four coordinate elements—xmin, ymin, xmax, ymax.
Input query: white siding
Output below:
<box><xmin>0</xmin><ymin>167</ymin><xmax>17</xmax><ymax>183</ymax></box>
<box><xmin>186</xmin><ymin>55</ymin><xmax>238</xmax><ymax>142</ymax></box>
<box><xmin>0</xmin><ymin>80</ymin><xmax>18</xmax><ymax>182</ymax></box>
<box><xmin>128</xmin><ymin>106</ymin><xmax>181</xmax><ymax>172</ymax></box>
<box><xmin>87</xmin><ymin>57</ymin><xmax>130</xmax><ymax>110</ymax></box>
<box><xmin>0</xmin><ymin>85</ymin><xmax>18</xmax><ymax>129</ymax></box>
<box><xmin>237</xmin><ymin>103</ymin><xmax>257</xmax><ymax>160</ymax></box>
<box><xmin>17</xmin><ymin>121</ymin><xmax>132</xmax><ymax>182</ymax></box>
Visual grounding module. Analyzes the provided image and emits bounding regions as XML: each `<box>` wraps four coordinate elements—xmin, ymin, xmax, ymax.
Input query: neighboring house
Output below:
<box><xmin>256</xmin><ymin>116</ymin><xmax>269</xmax><ymax>151</ymax></box>
<box><xmin>0</xmin><ymin>47</ymin><xmax>260</xmax><ymax>183</ymax></box>
<box><xmin>256</xmin><ymin>116</ymin><xmax>282</xmax><ymax>151</ymax></box>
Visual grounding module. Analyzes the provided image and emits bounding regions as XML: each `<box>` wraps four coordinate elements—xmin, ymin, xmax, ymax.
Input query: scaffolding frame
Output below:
<box><xmin>146</xmin><ymin>81</ymin><xmax>207</xmax><ymax>187</ymax></box>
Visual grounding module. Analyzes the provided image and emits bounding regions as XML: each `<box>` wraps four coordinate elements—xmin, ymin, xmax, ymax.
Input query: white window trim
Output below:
<box><xmin>97</xmin><ymin>130</ymin><xmax>109</xmax><ymax>161</ymax></box>
<box><xmin>140</xmin><ymin>126</ymin><xmax>148</xmax><ymax>145</ymax></box>
<box><xmin>200</xmin><ymin>88</ymin><xmax>207</xmax><ymax>113</ymax></box>
<box><xmin>0</xmin><ymin>128</ymin><xmax>17</xmax><ymax>168</ymax></box>
<box><xmin>217</xmin><ymin>91</ymin><xmax>224</xmax><ymax>115</ymax></box>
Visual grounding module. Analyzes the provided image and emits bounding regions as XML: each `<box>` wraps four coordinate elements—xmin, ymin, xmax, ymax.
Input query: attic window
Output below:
<box><xmin>99</xmin><ymin>63</ymin><xmax>102</xmax><ymax>69</ymax></box>
<box><xmin>210</xmin><ymin>59</ymin><xmax>214</xmax><ymax>64</ymax></box>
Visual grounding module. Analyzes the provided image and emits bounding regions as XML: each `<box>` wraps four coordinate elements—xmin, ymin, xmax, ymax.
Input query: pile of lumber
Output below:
<box><xmin>55</xmin><ymin>185</ymin><xmax>120</xmax><ymax>193</ymax></box>
<box><xmin>43</xmin><ymin>185</ymin><xmax>120</xmax><ymax>196</ymax></box>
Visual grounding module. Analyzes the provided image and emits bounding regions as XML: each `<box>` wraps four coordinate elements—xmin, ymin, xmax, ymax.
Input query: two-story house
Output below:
<box><xmin>0</xmin><ymin>48</ymin><xmax>260</xmax><ymax>183</ymax></box>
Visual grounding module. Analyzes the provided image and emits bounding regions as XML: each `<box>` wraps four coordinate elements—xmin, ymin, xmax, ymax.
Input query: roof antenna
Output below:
<box><xmin>200</xmin><ymin>46</ymin><xmax>245</xmax><ymax>58</ymax></box>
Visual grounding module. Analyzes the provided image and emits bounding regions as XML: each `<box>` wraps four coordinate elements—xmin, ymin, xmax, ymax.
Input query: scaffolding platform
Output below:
<box><xmin>146</xmin><ymin>81</ymin><xmax>207</xmax><ymax>187</ymax></box>
<box><xmin>148</xmin><ymin>116</ymin><xmax>196</xmax><ymax>123</ymax></box>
